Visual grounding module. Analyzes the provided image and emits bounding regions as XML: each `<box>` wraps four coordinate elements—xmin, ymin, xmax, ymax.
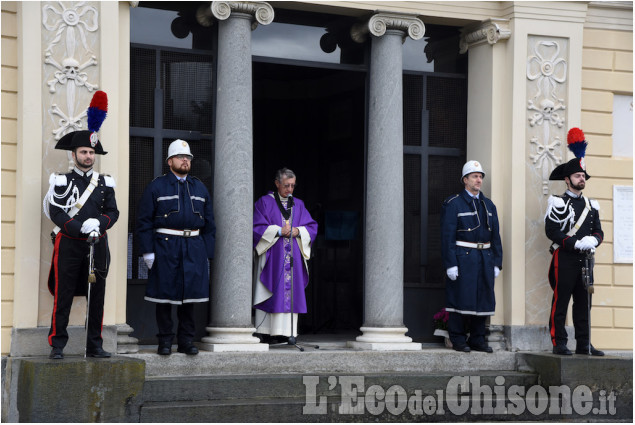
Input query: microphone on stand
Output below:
<box><xmin>287</xmin><ymin>194</ymin><xmax>294</xmax><ymax>261</ymax></box>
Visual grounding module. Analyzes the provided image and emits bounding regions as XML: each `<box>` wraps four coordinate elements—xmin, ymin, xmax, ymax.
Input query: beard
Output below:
<box><xmin>570</xmin><ymin>180</ymin><xmax>585</xmax><ymax>191</ymax></box>
<box><xmin>170</xmin><ymin>162</ymin><xmax>190</xmax><ymax>175</ymax></box>
<box><xmin>75</xmin><ymin>158</ymin><xmax>93</xmax><ymax>169</ymax></box>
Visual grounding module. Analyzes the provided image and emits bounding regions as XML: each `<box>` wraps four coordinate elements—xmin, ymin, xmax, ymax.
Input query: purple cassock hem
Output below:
<box><xmin>253</xmin><ymin>192</ymin><xmax>318</xmax><ymax>314</ymax></box>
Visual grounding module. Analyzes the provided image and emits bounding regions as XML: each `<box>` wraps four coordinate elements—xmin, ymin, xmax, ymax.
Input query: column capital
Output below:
<box><xmin>351</xmin><ymin>12</ymin><xmax>425</xmax><ymax>43</ymax></box>
<box><xmin>459</xmin><ymin>18</ymin><xmax>511</xmax><ymax>54</ymax></box>
<box><xmin>201</xmin><ymin>1</ymin><xmax>274</xmax><ymax>28</ymax></box>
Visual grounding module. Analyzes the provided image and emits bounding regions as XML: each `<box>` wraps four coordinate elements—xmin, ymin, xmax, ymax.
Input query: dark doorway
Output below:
<box><xmin>253</xmin><ymin>62</ymin><xmax>366</xmax><ymax>335</ymax></box>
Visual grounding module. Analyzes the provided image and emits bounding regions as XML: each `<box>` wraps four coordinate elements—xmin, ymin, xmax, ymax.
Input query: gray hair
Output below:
<box><xmin>275</xmin><ymin>168</ymin><xmax>296</xmax><ymax>182</ymax></box>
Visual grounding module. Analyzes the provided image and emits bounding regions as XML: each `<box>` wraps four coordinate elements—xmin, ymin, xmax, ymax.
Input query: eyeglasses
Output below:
<box><xmin>283</xmin><ymin>184</ymin><xmax>296</xmax><ymax>189</ymax></box>
<box><xmin>174</xmin><ymin>155</ymin><xmax>192</xmax><ymax>161</ymax></box>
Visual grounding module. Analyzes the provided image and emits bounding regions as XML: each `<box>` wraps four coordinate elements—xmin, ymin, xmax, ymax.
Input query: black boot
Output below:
<box><xmin>553</xmin><ymin>345</ymin><xmax>572</xmax><ymax>355</ymax></box>
<box><xmin>575</xmin><ymin>344</ymin><xmax>605</xmax><ymax>356</ymax></box>
<box><xmin>49</xmin><ymin>347</ymin><xmax>64</xmax><ymax>360</ymax></box>
<box><xmin>86</xmin><ymin>347</ymin><xmax>112</xmax><ymax>358</ymax></box>
<box><xmin>157</xmin><ymin>340</ymin><xmax>172</xmax><ymax>355</ymax></box>
<box><xmin>177</xmin><ymin>343</ymin><xmax>198</xmax><ymax>355</ymax></box>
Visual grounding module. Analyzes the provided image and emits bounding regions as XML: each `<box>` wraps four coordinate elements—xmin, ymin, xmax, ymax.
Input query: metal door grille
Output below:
<box><xmin>129</xmin><ymin>45</ymin><xmax>215</xmax><ymax>281</ymax></box>
<box><xmin>130</xmin><ymin>47</ymin><xmax>156</xmax><ymax>128</ymax></box>
<box><xmin>161</xmin><ymin>51</ymin><xmax>214</xmax><ymax>134</ymax></box>
<box><xmin>403</xmin><ymin>72</ymin><xmax>467</xmax><ymax>287</ymax></box>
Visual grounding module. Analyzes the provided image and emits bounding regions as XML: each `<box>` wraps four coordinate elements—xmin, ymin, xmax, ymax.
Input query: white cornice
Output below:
<box><xmin>586</xmin><ymin>1</ymin><xmax>633</xmax><ymax>31</ymax></box>
<box><xmin>459</xmin><ymin>18</ymin><xmax>511</xmax><ymax>54</ymax></box>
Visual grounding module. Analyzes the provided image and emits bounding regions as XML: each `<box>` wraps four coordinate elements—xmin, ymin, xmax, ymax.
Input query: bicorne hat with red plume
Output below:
<box><xmin>549</xmin><ymin>127</ymin><xmax>591</xmax><ymax>180</ymax></box>
<box><xmin>55</xmin><ymin>91</ymin><xmax>108</xmax><ymax>155</ymax></box>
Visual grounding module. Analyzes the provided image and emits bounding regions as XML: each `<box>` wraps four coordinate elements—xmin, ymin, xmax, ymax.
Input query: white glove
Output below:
<box><xmin>81</xmin><ymin>218</ymin><xmax>100</xmax><ymax>234</ymax></box>
<box><xmin>575</xmin><ymin>237</ymin><xmax>596</xmax><ymax>251</ymax></box>
<box><xmin>446</xmin><ymin>266</ymin><xmax>458</xmax><ymax>281</ymax></box>
<box><xmin>494</xmin><ymin>266</ymin><xmax>500</xmax><ymax>278</ymax></box>
<box><xmin>581</xmin><ymin>235</ymin><xmax>599</xmax><ymax>248</ymax></box>
<box><xmin>143</xmin><ymin>253</ymin><xmax>155</xmax><ymax>270</ymax></box>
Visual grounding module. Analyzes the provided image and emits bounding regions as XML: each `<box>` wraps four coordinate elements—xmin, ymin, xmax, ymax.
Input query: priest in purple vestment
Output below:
<box><xmin>253</xmin><ymin>168</ymin><xmax>318</xmax><ymax>339</ymax></box>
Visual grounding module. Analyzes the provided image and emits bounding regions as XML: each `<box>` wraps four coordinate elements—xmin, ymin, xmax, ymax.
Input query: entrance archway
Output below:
<box><xmin>253</xmin><ymin>62</ymin><xmax>366</xmax><ymax>335</ymax></box>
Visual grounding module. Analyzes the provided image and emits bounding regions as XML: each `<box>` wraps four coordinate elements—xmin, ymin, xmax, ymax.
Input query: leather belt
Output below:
<box><xmin>156</xmin><ymin>228</ymin><xmax>200</xmax><ymax>237</ymax></box>
<box><xmin>456</xmin><ymin>241</ymin><xmax>491</xmax><ymax>249</ymax></box>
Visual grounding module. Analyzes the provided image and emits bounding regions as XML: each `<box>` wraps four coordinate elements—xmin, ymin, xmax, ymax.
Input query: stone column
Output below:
<box><xmin>200</xmin><ymin>1</ymin><xmax>273</xmax><ymax>352</ymax></box>
<box><xmin>347</xmin><ymin>13</ymin><xmax>424</xmax><ymax>351</ymax></box>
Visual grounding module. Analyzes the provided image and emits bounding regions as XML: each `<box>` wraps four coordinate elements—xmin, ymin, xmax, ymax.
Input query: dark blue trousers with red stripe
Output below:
<box><xmin>48</xmin><ymin>233</ymin><xmax>106</xmax><ymax>350</ymax></box>
<box><xmin>548</xmin><ymin>248</ymin><xmax>591</xmax><ymax>349</ymax></box>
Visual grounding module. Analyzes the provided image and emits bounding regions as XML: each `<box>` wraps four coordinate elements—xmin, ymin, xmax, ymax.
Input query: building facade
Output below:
<box><xmin>1</xmin><ymin>1</ymin><xmax>632</xmax><ymax>356</ymax></box>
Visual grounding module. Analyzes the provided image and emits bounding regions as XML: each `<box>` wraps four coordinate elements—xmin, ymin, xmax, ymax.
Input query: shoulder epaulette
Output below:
<box><xmin>443</xmin><ymin>194</ymin><xmax>459</xmax><ymax>205</ymax></box>
<box><xmin>49</xmin><ymin>173</ymin><xmax>67</xmax><ymax>187</ymax></box>
<box><xmin>103</xmin><ymin>174</ymin><xmax>116</xmax><ymax>188</ymax></box>
<box><xmin>589</xmin><ymin>198</ymin><xmax>600</xmax><ymax>211</ymax></box>
<box><xmin>547</xmin><ymin>195</ymin><xmax>565</xmax><ymax>210</ymax></box>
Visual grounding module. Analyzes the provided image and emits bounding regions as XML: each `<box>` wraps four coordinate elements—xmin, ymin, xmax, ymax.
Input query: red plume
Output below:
<box><xmin>566</xmin><ymin>127</ymin><xmax>587</xmax><ymax>159</ymax></box>
<box><xmin>87</xmin><ymin>91</ymin><xmax>108</xmax><ymax>133</ymax></box>
<box><xmin>567</xmin><ymin>127</ymin><xmax>585</xmax><ymax>145</ymax></box>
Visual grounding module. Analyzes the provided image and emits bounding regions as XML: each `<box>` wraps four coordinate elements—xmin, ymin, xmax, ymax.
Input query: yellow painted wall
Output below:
<box><xmin>582</xmin><ymin>27</ymin><xmax>633</xmax><ymax>350</ymax></box>
<box><xmin>1</xmin><ymin>1</ymin><xmax>18</xmax><ymax>355</ymax></box>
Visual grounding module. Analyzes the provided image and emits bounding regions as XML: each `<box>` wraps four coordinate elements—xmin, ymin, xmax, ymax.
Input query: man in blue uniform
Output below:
<box><xmin>441</xmin><ymin>161</ymin><xmax>503</xmax><ymax>353</ymax></box>
<box><xmin>44</xmin><ymin>91</ymin><xmax>118</xmax><ymax>359</ymax></box>
<box><xmin>136</xmin><ymin>139</ymin><xmax>216</xmax><ymax>355</ymax></box>
<box><xmin>545</xmin><ymin>127</ymin><xmax>604</xmax><ymax>356</ymax></box>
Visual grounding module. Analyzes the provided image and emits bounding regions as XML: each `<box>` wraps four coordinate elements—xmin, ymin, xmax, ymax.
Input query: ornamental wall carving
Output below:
<box><xmin>526</xmin><ymin>37</ymin><xmax>569</xmax><ymax>195</ymax></box>
<box><xmin>42</xmin><ymin>1</ymin><xmax>100</xmax><ymax>144</ymax></box>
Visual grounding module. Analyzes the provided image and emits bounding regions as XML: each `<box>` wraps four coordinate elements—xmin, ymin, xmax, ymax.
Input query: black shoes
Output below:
<box><xmin>49</xmin><ymin>347</ymin><xmax>111</xmax><ymax>359</ymax></box>
<box><xmin>553</xmin><ymin>345</ymin><xmax>573</xmax><ymax>355</ymax></box>
<box><xmin>453</xmin><ymin>344</ymin><xmax>471</xmax><ymax>353</ymax></box>
<box><xmin>470</xmin><ymin>344</ymin><xmax>494</xmax><ymax>353</ymax></box>
<box><xmin>177</xmin><ymin>344</ymin><xmax>199</xmax><ymax>355</ymax></box>
<box><xmin>157</xmin><ymin>343</ymin><xmax>198</xmax><ymax>355</ymax></box>
<box><xmin>86</xmin><ymin>348</ymin><xmax>112</xmax><ymax>358</ymax></box>
<box><xmin>575</xmin><ymin>345</ymin><xmax>605</xmax><ymax>356</ymax></box>
<box><xmin>49</xmin><ymin>347</ymin><xmax>64</xmax><ymax>360</ymax></box>
<box><xmin>157</xmin><ymin>345</ymin><xmax>172</xmax><ymax>355</ymax></box>
<box><xmin>554</xmin><ymin>344</ymin><xmax>605</xmax><ymax>356</ymax></box>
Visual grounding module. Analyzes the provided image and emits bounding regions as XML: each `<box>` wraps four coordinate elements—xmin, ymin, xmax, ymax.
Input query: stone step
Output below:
<box><xmin>140</xmin><ymin>371</ymin><xmax>545</xmax><ymax>422</ymax></box>
<box><xmin>124</xmin><ymin>347</ymin><xmax>519</xmax><ymax>377</ymax></box>
<box><xmin>140</xmin><ymin>395</ymin><xmax>627</xmax><ymax>423</ymax></box>
<box><xmin>142</xmin><ymin>371</ymin><xmax>539</xmax><ymax>402</ymax></box>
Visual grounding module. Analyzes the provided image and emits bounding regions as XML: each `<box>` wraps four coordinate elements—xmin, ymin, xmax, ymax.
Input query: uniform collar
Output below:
<box><xmin>464</xmin><ymin>189</ymin><xmax>480</xmax><ymax>200</ymax></box>
<box><xmin>565</xmin><ymin>189</ymin><xmax>582</xmax><ymax>199</ymax></box>
<box><xmin>168</xmin><ymin>171</ymin><xmax>189</xmax><ymax>183</ymax></box>
<box><xmin>460</xmin><ymin>190</ymin><xmax>481</xmax><ymax>203</ymax></box>
<box><xmin>73</xmin><ymin>167</ymin><xmax>93</xmax><ymax>178</ymax></box>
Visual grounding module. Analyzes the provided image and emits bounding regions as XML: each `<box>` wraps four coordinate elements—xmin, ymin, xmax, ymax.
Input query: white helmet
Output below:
<box><xmin>166</xmin><ymin>139</ymin><xmax>193</xmax><ymax>161</ymax></box>
<box><xmin>461</xmin><ymin>160</ymin><xmax>485</xmax><ymax>182</ymax></box>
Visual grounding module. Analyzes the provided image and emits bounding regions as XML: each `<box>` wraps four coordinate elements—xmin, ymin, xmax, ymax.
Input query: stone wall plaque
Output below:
<box><xmin>613</xmin><ymin>185</ymin><xmax>633</xmax><ymax>263</ymax></box>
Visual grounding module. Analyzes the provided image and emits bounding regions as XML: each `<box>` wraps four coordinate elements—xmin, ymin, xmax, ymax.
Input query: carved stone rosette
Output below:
<box><xmin>459</xmin><ymin>18</ymin><xmax>511</xmax><ymax>54</ymax></box>
<box><xmin>208</xmin><ymin>1</ymin><xmax>274</xmax><ymax>29</ymax></box>
<box><xmin>351</xmin><ymin>12</ymin><xmax>425</xmax><ymax>43</ymax></box>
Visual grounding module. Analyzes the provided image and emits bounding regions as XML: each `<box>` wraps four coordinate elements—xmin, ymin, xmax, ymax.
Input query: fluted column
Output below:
<box><xmin>200</xmin><ymin>1</ymin><xmax>273</xmax><ymax>352</ymax></box>
<box><xmin>348</xmin><ymin>13</ymin><xmax>424</xmax><ymax>351</ymax></box>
